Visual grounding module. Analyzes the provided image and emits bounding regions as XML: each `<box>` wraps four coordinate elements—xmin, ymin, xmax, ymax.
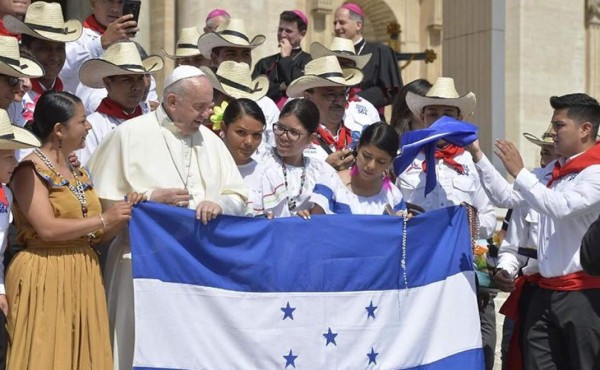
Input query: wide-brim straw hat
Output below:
<box><xmin>197</xmin><ymin>18</ymin><xmax>266</xmax><ymax>58</ymax></box>
<box><xmin>286</xmin><ymin>55</ymin><xmax>363</xmax><ymax>98</ymax></box>
<box><xmin>406</xmin><ymin>77</ymin><xmax>476</xmax><ymax>117</ymax></box>
<box><xmin>163</xmin><ymin>27</ymin><xmax>202</xmax><ymax>59</ymax></box>
<box><xmin>523</xmin><ymin>124</ymin><xmax>554</xmax><ymax>147</ymax></box>
<box><xmin>79</xmin><ymin>42</ymin><xmax>164</xmax><ymax>88</ymax></box>
<box><xmin>0</xmin><ymin>109</ymin><xmax>41</xmax><ymax>149</ymax></box>
<box><xmin>200</xmin><ymin>61</ymin><xmax>268</xmax><ymax>101</ymax></box>
<box><xmin>4</xmin><ymin>1</ymin><xmax>82</xmax><ymax>42</ymax></box>
<box><xmin>0</xmin><ymin>36</ymin><xmax>44</xmax><ymax>78</ymax></box>
<box><xmin>310</xmin><ymin>37</ymin><xmax>371</xmax><ymax>69</ymax></box>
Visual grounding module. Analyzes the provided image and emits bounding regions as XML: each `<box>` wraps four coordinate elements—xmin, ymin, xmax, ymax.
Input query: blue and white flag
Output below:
<box><xmin>130</xmin><ymin>202</ymin><xmax>484</xmax><ymax>370</ymax></box>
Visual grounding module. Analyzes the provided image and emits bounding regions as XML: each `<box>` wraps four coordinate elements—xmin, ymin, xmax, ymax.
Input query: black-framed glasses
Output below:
<box><xmin>273</xmin><ymin>122</ymin><xmax>307</xmax><ymax>142</ymax></box>
<box><xmin>0</xmin><ymin>74</ymin><xmax>22</xmax><ymax>88</ymax></box>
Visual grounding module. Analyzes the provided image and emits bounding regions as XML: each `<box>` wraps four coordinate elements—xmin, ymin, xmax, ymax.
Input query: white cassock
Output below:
<box><xmin>76</xmin><ymin>112</ymin><xmax>125</xmax><ymax>167</ymax></box>
<box><xmin>87</xmin><ymin>104</ymin><xmax>248</xmax><ymax>370</ymax></box>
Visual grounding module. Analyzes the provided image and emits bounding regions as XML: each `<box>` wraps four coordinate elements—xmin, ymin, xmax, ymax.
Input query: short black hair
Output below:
<box><xmin>280</xmin><ymin>99</ymin><xmax>319</xmax><ymax>133</ymax></box>
<box><xmin>357</xmin><ymin>122</ymin><xmax>399</xmax><ymax>158</ymax></box>
<box><xmin>280</xmin><ymin>11</ymin><xmax>307</xmax><ymax>33</ymax></box>
<box><xmin>550</xmin><ymin>93</ymin><xmax>600</xmax><ymax>138</ymax></box>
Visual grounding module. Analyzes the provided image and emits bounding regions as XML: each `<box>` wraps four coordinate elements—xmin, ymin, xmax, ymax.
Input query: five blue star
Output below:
<box><xmin>323</xmin><ymin>327</ymin><xmax>338</xmax><ymax>346</ymax></box>
<box><xmin>281</xmin><ymin>302</ymin><xmax>296</xmax><ymax>320</ymax></box>
<box><xmin>283</xmin><ymin>349</ymin><xmax>298</xmax><ymax>368</ymax></box>
<box><xmin>365</xmin><ymin>301</ymin><xmax>378</xmax><ymax>319</ymax></box>
<box><xmin>367</xmin><ymin>347</ymin><xmax>379</xmax><ymax>365</ymax></box>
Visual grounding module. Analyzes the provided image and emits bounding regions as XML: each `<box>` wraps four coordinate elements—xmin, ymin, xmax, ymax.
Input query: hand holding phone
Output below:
<box><xmin>122</xmin><ymin>0</ymin><xmax>141</xmax><ymax>35</ymax></box>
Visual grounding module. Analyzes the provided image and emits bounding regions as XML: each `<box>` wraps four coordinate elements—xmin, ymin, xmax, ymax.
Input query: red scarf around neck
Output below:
<box><xmin>422</xmin><ymin>144</ymin><xmax>465</xmax><ymax>174</ymax></box>
<box><xmin>83</xmin><ymin>15</ymin><xmax>107</xmax><ymax>35</ymax></box>
<box><xmin>315</xmin><ymin>124</ymin><xmax>352</xmax><ymax>151</ymax></box>
<box><xmin>0</xmin><ymin>19</ymin><xmax>19</xmax><ymax>39</ymax></box>
<box><xmin>0</xmin><ymin>185</ymin><xmax>8</xmax><ymax>208</ymax></box>
<box><xmin>96</xmin><ymin>97</ymin><xmax>142</xmax><ymax>120</ymax></box>
<box><xmin>31</xmin><ymin>77</ymin><xmax>63</xmax><ymax>95</ymax></box>
<box><xmin>547</xmin><ymin>143</ymin><xmax>600</xmax><ymax>187</ymax></box>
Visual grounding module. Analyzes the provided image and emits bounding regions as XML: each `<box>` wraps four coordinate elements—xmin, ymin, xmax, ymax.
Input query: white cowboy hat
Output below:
<box><xmin>0</xmin><ymin>36</ymin><xmax>44</xmax><ymax>78</ymax></box>
<box><xmin>163</xmin><ymin>27</ymin><xmax>202</xmax><ymax>59</ymax></box>
<box><xmin>3</xmin><ymin>1</ymin><xmax>82</xmax><ymax>43</ymax></box>
<box><xmin>310</xmin><ymin>37</ymin><xmax>371</xmax><ymax>69</ymax></box>
<box><xmin>523</xmin><ymin>124</ymin><xmax>554</xmax><ymax>147</ymax></box>
<box><xmin>197</xmin><ymin>18</ymin><xmax>266</xmax><ymax>58</ymax></box>
<box><xmin>406</xmin><ymin>77</ymin><xmax>476</xmax><ymax>117</ymax></box>
<box><xmin>79</xmin><ymin>42</ymin><xmax>164</xmax><ymax>88</ymax></box>
<box><xmin>0</xmin><ymin>109</ymin><xmax>41</xmax><ymax>149</ymax></box>
<box><xmin>200</xmin><ymin>61</ymin><xmax>268</xmax><ymax>101</ymax></box>
<box><xmin>286</xmin><ymin>55</ymin><xmax>363</xmax><ymax>98</ymax></box>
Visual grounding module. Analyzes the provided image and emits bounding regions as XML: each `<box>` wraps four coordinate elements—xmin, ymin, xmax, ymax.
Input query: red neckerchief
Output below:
<box><xmin>0</xmin><ymin>19</ymin><xmax>19</xmax><ymax>39</ymax></box>
<box><xmin>31</xmin><ymin>77</ymin><xmax>64</xmax><ymax>95</ymax></box>
<box><xmin>500</xmin><ymin>270</ymin><xmax>600</xmax><ymax>370</ymax></box>
<box><xmin>345</xmin><ymin>87</ymin><xmax>362</xmax><ymax>109</ymax></box>
<box><xmin>82</xmin><ymin>15</ymin><xmax>106</xmax><ymax>35</ymax></box>
<box><xmin>315</xmin><ymin>124</ymin><xmax>352</xmax><ymax>151</ymax></box>
<box><xmin>422</xmin><ymin>144</ymin><xmax>465</xmax><ymax>174</ymax></box>
<box><xmin>96</xmin><ymin>97</ymin><xmax>142</xmax><ymax>120</ymax></box>
<box><xmin>547</xmin><ymin>143</ymin><xmax>600</xmax><ymax>187</ymax></box>
<box><xmin>0</xmin><ymin>185</ymin><xmax>8</xmax><ymax>208</ymax></box>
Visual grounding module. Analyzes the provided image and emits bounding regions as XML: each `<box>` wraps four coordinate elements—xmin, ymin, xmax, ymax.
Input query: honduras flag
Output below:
<box><xmin>130</xmin><ymin>202</ymin><xmax>484</xmax><ymax>369</ymax></box>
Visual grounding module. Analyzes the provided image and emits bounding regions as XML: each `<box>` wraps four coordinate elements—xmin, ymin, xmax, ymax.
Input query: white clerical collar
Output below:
<box><xmin>353</xmin><ymin>37</ymin><xmax>364</xmax><ymax>46</ymax></box>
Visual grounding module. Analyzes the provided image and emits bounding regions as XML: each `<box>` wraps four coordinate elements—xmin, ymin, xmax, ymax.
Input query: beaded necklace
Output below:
<box><xmin>277</xmin><ymin>153</ymin><xmax>307</xmax><ymax>212</ymax></box>
<box><xmin>34</xmin><ymin>148</ymin><xmax>90</xmax><ymax>217</ymax></box>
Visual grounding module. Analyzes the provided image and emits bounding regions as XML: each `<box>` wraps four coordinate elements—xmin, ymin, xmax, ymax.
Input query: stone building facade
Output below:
<box><xmin>58</xmin><ymin>0</ymin><xmax>597</xmax><ymax>170</ymax></box>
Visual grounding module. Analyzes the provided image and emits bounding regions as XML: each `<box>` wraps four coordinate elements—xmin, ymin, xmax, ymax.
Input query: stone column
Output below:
<box><xmin>587</xmin><ymin>0</ymin><xmax>600</xmax><ymax>99</ymax></box>
<box><xmin>442</xmin><ymin>0</ymin><xmax>505</xmax><ymax>168</ymax></box>
<box><xmin>145</xmin><ymin>1</ymin><xmax>176</xmax><ymax>94</ymax></box>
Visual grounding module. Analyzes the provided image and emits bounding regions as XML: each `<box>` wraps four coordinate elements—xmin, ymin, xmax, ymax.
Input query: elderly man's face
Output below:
<box><xmin>0</xmin><ymin>0</ymin><xmax>30</xmax><ymax>17</ymax></box>
<box><xmin>304</xmin><ymin>86</ymin><xmax>346</xmax><ymax>127</ymax></box>
<box><xmin>334</xmin><ymin>8</ymin><xmax>361</xmax><ymax>41</ymax></box>
<box><xmin>166</xmin><ymin>76</ymin><xmax>214</xmax><ymax>136</ymax></box>
<box><xmin>91</xmin><ymin>0</ymin><xmax>123</xmax><ymax>28</ymax></box>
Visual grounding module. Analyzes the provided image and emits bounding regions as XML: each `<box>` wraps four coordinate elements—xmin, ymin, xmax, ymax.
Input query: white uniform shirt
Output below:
<box><xmin>344</xmin><ymin>96</ymin><xmax>380</xmax><ymax>133</ymax></box>
<box><xmin>77</xmin><ymin>112</ymin><xmax>125</xmax><ymax>166</ymax></box>
<box><xmin>475</xmin><ymin>153</ymin><xmax>600</xmax><ymax>277</ymax></box>
<box><xmin>256</xmin><ymin>96</ymin><xmax>279</xmax><ymax>147</ymax></box>
<box><xmin>61</xmin><ymin>27</ymin><xmax>104</xmax><ymax>94</ymax></box>
<box><xmin>238</xmin><ymin>159</ymin><xmax>264</xmax><ymax>215</ymax></box>
<box><xmin>397</xmin><ymin>150</ymin><xmax>496</xmax><ymax>239</ymax></box>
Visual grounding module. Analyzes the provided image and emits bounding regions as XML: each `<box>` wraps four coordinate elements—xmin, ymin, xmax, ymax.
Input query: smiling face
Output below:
<box><xmin>0</xmin><ymin>149</ymin><xmax>17</xmax><ymax>183</ymax></box>
<box><xmin>222</xmin><ymin>113</ymin><xmax>264</xmax><ymax>165</ymax></box>
<box><xmin>274</xmin><ymin>113</ymin><xmax>313</xmax><ymax>162</ymax></box>
<box><xmin>333</xmin><ymin>8</ymin><xmax>362</xmax><ymax>42</ymax></box>
<box><xmin>104</xmin><ymin>74</ymin><xmax>145</xmax><ymax>111</ymax></box>
<box><xmin>27</xmin><ymin>38</ymin><xmax>66</xmax><ymax>83</ymax></box>
<box><xmin>0</xmin><ymin>0</ymin><xmax>30</xmax><ymax>17</ymax></box>
<box><xmin>57</xmin><ymin>102</ymin><xmax>91</xmax><ymax>152</ymax></box>
<box><xmin>304</xmin><ymin>86</ymin><xmax>346</xmax><ymax>127</ymax></box>
<box><xmin>164</xmin><ymin>76</ymin><xmax>214</xmax><ymax>136</ymax></box>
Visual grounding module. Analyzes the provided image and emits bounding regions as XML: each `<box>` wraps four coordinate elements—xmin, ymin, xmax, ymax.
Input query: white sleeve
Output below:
<box><xmin>474</xmin><ymin>154</ymin><xmax>528</xmax><ymax>208</ymax></box>
<box><xmin>496</xmin><ymin>207</ymin><xmax>530</xmax><ymax>278</ymax></box>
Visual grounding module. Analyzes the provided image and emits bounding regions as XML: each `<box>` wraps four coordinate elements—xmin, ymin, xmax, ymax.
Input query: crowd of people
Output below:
<box><xmin>0</xmin><ymin>1</ymin><xmax>599</xmax><ymax>370</ymax></box>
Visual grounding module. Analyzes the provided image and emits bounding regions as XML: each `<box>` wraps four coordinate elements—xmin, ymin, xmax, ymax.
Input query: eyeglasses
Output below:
<box><xmin>273</xmin><ymin>122</ymin><xmax>308</xmax><ymax>142</ymax></box>
<box><xmin>0</xmin><ymin>74</ymin><xmax>22</xmax><ymax>88</ymax></box>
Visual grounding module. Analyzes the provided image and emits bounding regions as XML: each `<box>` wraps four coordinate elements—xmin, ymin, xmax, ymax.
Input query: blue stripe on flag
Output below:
<box><xmin>404</xmin><ymin>348</ymin><xmax>484</xmax><ymax>370</ymax></box>
<box><xmin>130</xmin><ymin>202</ymin><xmax>473</xmax><ymax>292</ymax></box>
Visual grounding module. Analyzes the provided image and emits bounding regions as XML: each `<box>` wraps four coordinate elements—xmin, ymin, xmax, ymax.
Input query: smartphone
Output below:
<box><xmin>122</xmin><ymin>0</ymin><xmax>141</xmax><ymax>26</ymax></box>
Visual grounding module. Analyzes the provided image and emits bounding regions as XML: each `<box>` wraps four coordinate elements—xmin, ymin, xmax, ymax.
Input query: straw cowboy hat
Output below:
<box><xmin>197</xmin><ymin>18</ymin><xmax>266</xmax><ymax>58</ymax></box>
<box><xmin>79</xmin><ymin>42</ymin><xmax>164</xmax><ymax>88</ymax></box>
<box><xmin>163</xmin><ymin>27</ymin><xmax>202</xmax><ymax>59</ymax></box>
<box><xmin>286</xmin><ymin>55</ymin><xmax>363</xmax><ymax>98</ymax></box>
<box><xmin>200</xmin><ymin>61</ymin><xmax>268</xmax><ymax>101</ymax></box>
<box><xmin>3</xmin><ymin>1</ymin><xmax>82</xmax><ymax>43</ymax></box>
<box><xmin>0</xmin><ymin>109</ymin><xmax>41</xmax><ymax>149</ymax></box>
<box><xmin>310</xmin><ymin>37</ymin><xmax>372</xmax><ymax>69</ymax></box>
<box><xmin>0</xmin><ymin>36</ymin><xmax>44</xmax><ymax>78</ymax></box>
<box><xmin>523</xmin><ymin>124</ymin><xmax>554</xmax><ymax>147</ymax></box>
<box><xmin>406</xmin><ymin>77</ymin><xmax>477</xmax><ymax>117</ymax></box>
